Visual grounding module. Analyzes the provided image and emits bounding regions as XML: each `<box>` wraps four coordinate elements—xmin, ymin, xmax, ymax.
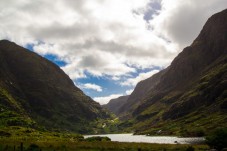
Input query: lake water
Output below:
<box><xmin>84</xmin><ymin>134</ymin><xmax>205</xmax><ymax>144</ymax></box>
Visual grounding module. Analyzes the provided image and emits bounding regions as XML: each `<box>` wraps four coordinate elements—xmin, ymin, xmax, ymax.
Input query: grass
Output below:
<box><xmin>131</xmin><ymin>61</ymin><xmax>227</xmax><ymax>136</ymax></box>
<box><xmin>0</xmin><ymin>126</ymin><xmax>209</xmax><ymax>151</ymax></box>
<box><xmin>0</xmin><ymin>88</ymin><xmax>23</xmax><ymax>112</ymax></box>
<box><xmin>135</xmin><ymin>111</ymin><xmax>227</xmax><ymax>137</ymax></box>
<box><xmin>0</xmin><ymin>55</ymin><xmax>225</xmax><ymax>151</ymax></box>
<box><xmin>0</xmin><ymin>140</ymin><xmax>209</xmax><ymax>151</ymax></box>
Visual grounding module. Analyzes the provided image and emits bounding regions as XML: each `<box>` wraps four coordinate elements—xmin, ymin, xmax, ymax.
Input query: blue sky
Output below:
<box><xmin>26</xmin><ymin>44</ymin><xmax>162</xmax><ymax>104</ymax></box>
<box><xmin>1</xmin><ymin>0</ymin><xmax>226</xmax><ymax>104</ymax></box>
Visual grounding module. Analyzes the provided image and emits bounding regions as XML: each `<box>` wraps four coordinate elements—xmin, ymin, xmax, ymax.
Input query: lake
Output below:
<box><xmin>84</xmin><ymin>134</ymin><xmax>205</xmax><ymax>144</ymax></box>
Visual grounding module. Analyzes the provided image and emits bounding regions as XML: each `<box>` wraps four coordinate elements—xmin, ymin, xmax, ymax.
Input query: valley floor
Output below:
<box><xmin>0</xmin><ymin>126</ymin><xmax>211</xmax><ymax>151</ymax></box>
<box><xmin>0</xmin><ymin>140</ymin><xmax>209</xmax><ymax>151</ymax></box>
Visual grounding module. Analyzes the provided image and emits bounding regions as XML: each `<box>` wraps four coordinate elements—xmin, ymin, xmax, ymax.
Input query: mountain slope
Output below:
<box><xmin>118</xmin><ymin>9</ymin><xmax>227</xmax><ymax>136</ymax></box>
<box><xmin>0</xmin><ymin>40</ymin><xmax>109</xmax><ymax>133</ymax></box>
<box><xmin>118</xmin><ymin>69</ymin><xmax>167</xmax><ymax>119</ymax></box>
<box><xmin>103</xmin><ymin>95</ymin><xmax>129</xmax><ymax>115</ymax></box>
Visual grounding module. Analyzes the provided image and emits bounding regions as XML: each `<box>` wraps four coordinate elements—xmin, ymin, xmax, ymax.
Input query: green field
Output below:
<box><xmin>0</xmin><ymin>127</ymin><xmax>209</xmax><ymax>151</ymax></box>
<box><xmin>0</xmin><ymin>141</ymin><xmax>209</xmax><ymax>151</ymax></box>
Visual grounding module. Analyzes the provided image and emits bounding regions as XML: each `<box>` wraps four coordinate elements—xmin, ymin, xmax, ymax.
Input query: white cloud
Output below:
<box><xmin>94</xmin><ymin>94</ymin><xmax>123</xmax><ymax>105</ymax></box>
<box><xmin>112</xmin><ymin>76</ymin><xmax>121</xmax><ymax>81</ymax></box>
<box><xmin>33</xmin><ymin>43</ymin><xmax>60</xmax><ymax>55</ymax></box>
<box><xmin>121</xmin><ymin>69</ymin><xmax>160</xmax><ymax>86</ymax></box>
<box><xmin>61</xmin><ymin>64</ymin><xmax>87</xmax><ymax>80</ymax></box>
<box><xmin>125</xmin><ymin>89</ymin><xmax>134</xmax><ymax>95</ymax></box>
<box><xmin>0</xmin><ymin>0</ymin><xmax>226</xmax><ymax>97</ymax></box>
<box><xmin>151</xmin><ymin>0</ymin><xmax>227</xmax><ymax>50</ymax></box>
<box><xmin>0</xmin><ymin>0</ymin><xmax>177</xmax><ymax>80</ymax></box>
<box><xmin>80</xmin><ymin>83</ymin><xmax>103</xmax><ymax>92</ymax></box>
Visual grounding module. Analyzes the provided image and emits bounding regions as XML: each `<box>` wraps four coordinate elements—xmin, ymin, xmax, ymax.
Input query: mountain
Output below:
<box><xmin>103</xmin><ymin>95</ymin><xmax>129</xmax><ymax>115</ymax></box>
<box><xmin>0</xmin><ymin>40</ymin><xmax>109</xmax><ymax>133</ymax></box>
<box><xmin>118</xmin><ymin>69</ymin><xmax>167</xmax><ymax>119</ymax></box>
<box><xmin>117</xmin><ymin>9</ymin><xmax>227</xmax><ymax>136</ymax></box>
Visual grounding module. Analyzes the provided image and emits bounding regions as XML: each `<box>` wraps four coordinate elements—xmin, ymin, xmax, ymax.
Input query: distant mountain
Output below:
<box><xmin>118</xmin><ymin>69</ymin><xmax>167</xmax><ymax>119</ymax></box>
<box><xmin>0</xmin><ymin>40</ymin><xmax>109</xmax><ymax>133</ymax></box>
<box><xmin>116</xmin><ymin>9</ymin><xmax>227</xmax><ymax>136</ymax></box>
<box><xmin>103</xmin><ymin>95</ymin><xmax>129</xmax><ymax>115</ymax></box>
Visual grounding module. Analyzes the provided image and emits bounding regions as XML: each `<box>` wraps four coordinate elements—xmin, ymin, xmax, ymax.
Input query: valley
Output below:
<box><xmin>0</xmin><ymin>5</ymin><xmax>226</xmax><ymax>151</ymax></box>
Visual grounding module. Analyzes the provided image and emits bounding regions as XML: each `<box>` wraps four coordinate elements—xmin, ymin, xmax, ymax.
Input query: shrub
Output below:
<box><xmin>85</xmin><ymin>136</ymin><xmax>111</xmax><ymax>142</ymax></box>
<box><xmin>206</xmin><ymin>128</ymin><xmax>227</xmax><ymax>151</ymax></box>
<box><xmin>26</xmin><ymin>144</ymin><xmax>39</xmax><ymax>151</ymax></box>
<box><xmin>186</xmin><ymin>146</ymin><xmax>195</xmax><ymax>151</ymax></box>
<box><xmin>0</xmin><ymin>130</ymin><xmax>11</xmax><ymax>137</ymax></box>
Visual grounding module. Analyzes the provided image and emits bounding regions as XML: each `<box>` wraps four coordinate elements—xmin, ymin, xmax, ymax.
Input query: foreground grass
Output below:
<box><xmin>0</xmin><ymin>126</ymin><xmax>209</xmax><ymax>151</ymax></box>
<box><xmin>0</xmin><ymin>141</ymin><xmax>209</xmax><ymax>151</ymax></box>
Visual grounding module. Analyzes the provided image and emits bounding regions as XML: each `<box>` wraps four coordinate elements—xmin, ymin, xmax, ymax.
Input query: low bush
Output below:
<box><xmin>26</xmin><ymin>144</ymin><xmax>40</xmax><ymax>151</ymax></box>
<box><xmin>85</xmin><ymin>136</ymin><xmax>111</xmax><ymax>142</ymax></box>
<box><xmin>206</xmin><ymin>128</ymin><xmax>227</xmax><ymax>151</ymax></box>
<box><xmin>0</xmin><ymin>130</ymin><xmax>11</xmax><ymax>137</ymax></box>
<box><xmin>186</xmin><ymin>146</ymin><xmax>195</xmax><ymax>151</ymax></box>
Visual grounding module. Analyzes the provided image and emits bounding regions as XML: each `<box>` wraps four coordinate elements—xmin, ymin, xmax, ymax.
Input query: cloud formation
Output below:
<box><xmin>0</xmin><ymin>0</ymin><xmax>226</xmax><ymax>104</ymax></box>
<box><xmin>0</xmin><ymin>0</ymin><xmax>176</xmax><ymax>79</ymax></box>
<box><xmin>125</xmin><ymin>89</ymin><xmax>134</xmax><ymax>95</ymax></box>
<box><xmin>94</xmin><ymin>94</ymin><xmax>123</xmax><ymax>105</ymax></box>
<box><xmin>80</xmin><ymin>83</ymin><xmax>103</xmax><ymax>92</ymax></box>
<box><xmin>151</xmin><ymin>0</ymin><xmax>227</xmax><ymax>49</ymax></box>
<box><xmin>121</xmin><ymin>70</ymin><xmax>160</xmax><ymax>86</ymax></box>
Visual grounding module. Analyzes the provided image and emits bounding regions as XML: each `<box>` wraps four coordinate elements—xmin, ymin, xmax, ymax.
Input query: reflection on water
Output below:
<box><xmin>84</xmin><ymin>133</ymin><xmax>205</xmax><ymax>144</ymax></box>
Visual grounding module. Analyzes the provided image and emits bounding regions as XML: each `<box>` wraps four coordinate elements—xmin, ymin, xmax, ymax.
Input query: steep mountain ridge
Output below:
<box><xmin>110</xmin><ymin>9</ymin><xmax>227</xmax><ymax>135</ymax></box>
<box><xmin>103</xmin><ymin>95</ymin><xmax>129</xmax><ymax>115</ymax></box>
<box><xmin>133</xmin><ymin>9</ymin><xmax>227</xmax><ymax>117</ymax></box>
<box><xmin>0</xmin><ymin>40</ymin><xmax>109</xmax><ymax>133</ymax></box>
<box><xmin>118</xmin><ymin>69</ymin><xmax>167</xmax><ymax>119</ymax></box>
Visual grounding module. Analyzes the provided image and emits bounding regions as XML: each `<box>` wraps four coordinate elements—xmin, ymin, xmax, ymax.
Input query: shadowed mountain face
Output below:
<box><xmin>118</xmin><ymin>69</ymin><xmax>167</xmax><ymax>119</ymax></box>
<box><xmin>102</xmin><ymin>95</ymin><xmax>129</xmax><ymax>116</ymax></box>
<box><xmin>0</xmin><ymin>40</ymin><xmax>109</xmax><ymax>133</ymax></box>
<box><xmin>110</xmin><ymin>9</ymin><xmax>227</xmax><ymax>135</ymax></box>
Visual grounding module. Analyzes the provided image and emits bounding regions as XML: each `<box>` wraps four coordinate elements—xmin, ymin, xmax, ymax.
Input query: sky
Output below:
<box><xmin>0</xmin><ymin>0</ymin><xmax>226</xmax><ymax>105</ymax></box>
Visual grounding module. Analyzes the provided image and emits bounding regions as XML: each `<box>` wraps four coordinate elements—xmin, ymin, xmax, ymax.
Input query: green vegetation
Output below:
<box><xmin>0</xmin><ymin>139</ymin><xmax>209</xmax><ymax>151</ymax></box>
<box><xmin>0</xmin><ymin>40</ymin><xmax>112</xmax><ymax>134</ymax></box>
<box><xmin>134</xmin><ymin>111</ymin><xmax>227</xmax><ymax>137</ymax></box>
<box><xmin>0</xmin><ymin>85</ymin><xmax>113</xmax><ymax>134</ymax></box>
<box><xmin>0</xmin><ymin>11</ymin><xmax>227</xmax><ymax>151</ymax></box>
<box><xmin>89</xmin><ymin>115</ymin><xmax>135</xmax><ymax>134</ymax></box>
<box><xmin>0</xmin><ymin>87</ymin><xmax>24</xmax><ymax>113</ymax></box>
<box><xmin>130</xmin><ymin>60</ymin><xmax>227</xmax><ymax>136</ymax></box>
<box><xmin>0</xmin><ymin>107</ymin><xmax>35</xmax><ymax>128</ymax></box>
<box><xmin>85</xmin><ymin>136</ymin><xmax>111</xmax><ymax>142</ymax></box>
<box><xmin>0</xmin><ymin>125</ymin><xmax>209</xmax><ymax>151</ymax></box>
<box><xmin>206</xmin><ymin>128</ymin><xmax>227</xmax><ymax>150</ymax></box>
